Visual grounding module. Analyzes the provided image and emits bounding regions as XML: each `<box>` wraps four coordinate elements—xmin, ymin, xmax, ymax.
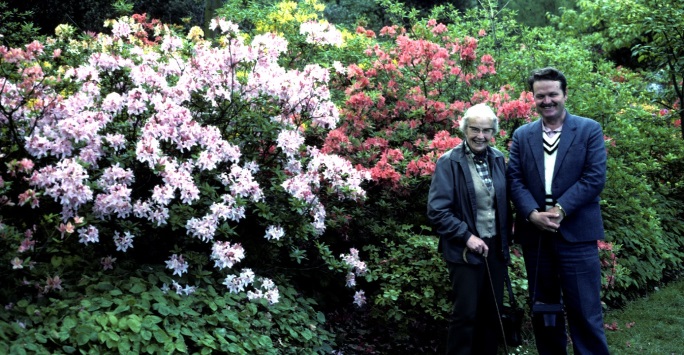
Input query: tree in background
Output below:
<box><xmin>0</xmin><ymin>2</ymin><xmax>41</xmax><ymax>48</ymax></box>
<box><xmin>553</xmin><ymin>0</ymin><xmax>684</xmax><ymax>138</ymax></box>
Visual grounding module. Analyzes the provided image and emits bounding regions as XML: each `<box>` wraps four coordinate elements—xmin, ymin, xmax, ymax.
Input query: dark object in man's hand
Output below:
<box><xmin>532</xmin><ymin>302</ymin><xmax>564</xmax><ymax>327</ymax></box>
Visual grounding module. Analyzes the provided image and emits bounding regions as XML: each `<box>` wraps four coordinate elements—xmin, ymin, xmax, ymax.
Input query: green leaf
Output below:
<box><xmin>143</xmin><ymin>315</ymin><xmax>162</xmax><ymax>328</ymax></box>
<box><xmin>141</xmin><ymin>329</ymin><xmax>152</xmax><ymax>341</ymax></box>
<box><xmin>175</xmin><ymin>337</ymin><xmax>187</xmax><ymax>352</ymax></box>
<box><xmin>107</xmin><ymin>313</ymin><xmax>118</xmax><ymax>326</ymax></box>
<box><xmin>130</xmin><ymin>283</ymin><xmax>146</xmax><ymax>294</ymax></box>
<box><xmin>62</xmin><ymin>316</ymin><xmax>77</xmax><ymax>330</ymax></box>
<box><xmin>153</xmin><ymin>330</ymin><xmax>170</xmax><ymax>343</ymax></box>
<box><xmin>75</xmin><ymin>328</ymin><xmax>90</xmax><ymax>346</ymax></box>
<box><xmin>128</xmin><ymin>315</ymin><xmax>142</xmax><ymax>333</ymax></box>
<box><xmin>95</xmin><ymin>282</ymin><xmax>115</xmax><ymax>291</ymax></box>
<box><xmin>108</xmin><ymin>332</ymin><xmax>121</xmax><ymax>342</ymax></box>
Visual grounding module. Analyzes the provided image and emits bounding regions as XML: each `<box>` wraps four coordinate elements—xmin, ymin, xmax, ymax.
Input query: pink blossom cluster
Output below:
<box><xmin>277</xmin><ymin>129</ymin><xmax>306</xmax><ymax>158</ymax></box>
<box><xmin>353</xmin><ymin>290</ymin><xmax>366</xmax><ymax>307</ymax></box>
<box><xmin>92</xmin><ymin>165</ymin><xmax>135</xmax><ymax>219</ymax></box>
<box><xmin>29</xmin><ymin>159</ymin><xmax>93</xmax><ymax>221</ymax></box>
<box><xmin>165</xmin><ymin>254</ymin><xmax>189</xmax><ymax>276</ymax></box>
<box><xmin>340</xmin><ymin>248</ymin><xmax>368</xmax><ymax>307</ymax></box>
<box><xmin>281</xmin><ymin>147</ymin><xmax>369</xmax><ymax>235</ymax></box>
<box><xmin>222</xmin><ymin>268</ymin><xmax>255</xmax><ymax>294</ymax></box>
<box><xmin>246</xmin><ymin>277</ymin><xmax>280</xmax><ymax>305</ymax></box>
<box><xmin>1</xmin><ymin>15</ymin><xmax>370</xmax><ymax>307</ymax></box>
<box><xmin>186</xmin><ymin>193</ymin><xmax>248</xmax><ymax>242</ymax></box>
<box><xmin>264</xmin><ymin>225</ymin><xmax>285</xmax><ymax>241</ymax></box>
<box><xmin>221</xmin><ymin>269</ymin><xmax>279</xmax><ymax>304</ymax></box>
<box><xmin>161</xmin><ymin>281</ymin><xmax>197</xmax><ymax>296</ymax></box>
<box><xmin>211</xmin><ymin>241</ymin><xmax>245</xmax><ymax>269</ymax></box>
<box><xmin>341</xmin><ymin>248</ymin><xmax>368</xmax><ymax>287</ymax></box>
<box><xmin>299</xmin><ymin>21</ymin><xmax>344</xmax><ymax>46</ymax></box>
<box><xmin>77</xmin><ymin>225</ymin><xmax>100</xmax><ymax>244</ymax></box>
<box><xmin>113</xmin><ymin>231</ymin><xmax>135</xmax><ymax>252</ymax></box>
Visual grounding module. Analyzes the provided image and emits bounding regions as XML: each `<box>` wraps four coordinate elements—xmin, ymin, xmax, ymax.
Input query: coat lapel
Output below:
<box><xmin>525</xmin><ymin>120</ymin><xmax>546</xmax><ymax>185</ymax></box>
<box><xmin>552</xmin><ymin>114</ymin><xmax>578</xmax><ymax>182</ymax></box>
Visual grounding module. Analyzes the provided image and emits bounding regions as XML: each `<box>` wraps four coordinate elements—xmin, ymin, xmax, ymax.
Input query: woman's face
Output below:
<box><xmin>465</xmin><ymin>116</ymin><xmax>495</xmax><ymax>154</ymax></box>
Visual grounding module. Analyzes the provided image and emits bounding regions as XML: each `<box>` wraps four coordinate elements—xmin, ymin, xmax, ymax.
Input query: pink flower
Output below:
<box><xmin>165</xmin><ymin>254</ymin><xmax>188</xmax><ymax>276</ymax></box>
<box><xmin>18</xmin><ymin>236</ymin><xmax>35</xmax><ymax>253</ymax></box>
<box><xmin>353</xmin><ymin>290</ymin><xmax>366</xmax><ymax>307</ymax></box>
<box><xmin>45</xmin><ymin>275</ymin><xmax>63</xmax><ymax>292</ymax></box>
<box><xmin>264</xmin><ymin>225</ymin><xmax>285</xmax><ymax>241</ymax></box>
<box><xmin>431</xmin><ymin>23</ymin><xmax>448</xmax><ymax>35</ymax></box>
<box><xmin>277</xmin><ymin>129</ymin><xmax>305</xmax><ymax>158</ymax></box>
<box><xmin>299</xmin><ymin>21</ymin><xmax>343</xmax><ymax>46</ymax></box>
<box><xmin>77</xmin><ymin>225</ymin><xmax>99</xmax><ymax>244</ymax></box>
<box><xmin>11</xmin><ymin>257</ymin><xmax>23</xmax><ymax>269</ymax></box>
<box><xmin>341</xmin><ymin>248</ymin><xmax>368</xmax><ymax>278</ymax></box>
<box><xmin>57</xmin><ymin>222</ymin><xmax>75</xmax><ymax>239</ymax></box>
<box><xmin>114</xmin><ymin>231</ymin><xmax>135</xmax><ymax>252</ymax></box>
<box><xmin>101</xmin><ymin>256</ymin><xmax>116</xmax><ymax>270</ymax></box>
<box><xmin>211</xmin><ymin>241</ymin><xmax>245</xmax><ymax>269</ymax></box>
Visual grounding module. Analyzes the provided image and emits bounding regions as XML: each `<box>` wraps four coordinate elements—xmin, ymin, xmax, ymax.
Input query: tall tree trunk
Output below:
<box><xmin>204</xmin><ymin>0</ymin><xmax>223</xmax><ymax>39</ymax></box>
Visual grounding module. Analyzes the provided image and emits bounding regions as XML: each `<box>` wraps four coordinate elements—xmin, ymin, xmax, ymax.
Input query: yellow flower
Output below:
<box><xmin>187</xmin><ymin>26</ymin><xmax>205</xmax><ymax>41</ymax></box>
<box><xmin>55</xmin><ymin>24</ymin><xmax>76</xmax><ymax>39</ymax></box>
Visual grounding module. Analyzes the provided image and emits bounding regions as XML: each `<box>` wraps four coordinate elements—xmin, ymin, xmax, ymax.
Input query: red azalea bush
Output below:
<box><xmin>316</xmin><ymin>18</ymin><xmax>538</xmax><ymax>345</ymax></box>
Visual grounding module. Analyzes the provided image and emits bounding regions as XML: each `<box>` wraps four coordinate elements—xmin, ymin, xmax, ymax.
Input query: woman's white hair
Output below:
<box><xmin>458</xmin><ymin>103</ymin><xmax>500</xmax><ymax>135</ymax></box>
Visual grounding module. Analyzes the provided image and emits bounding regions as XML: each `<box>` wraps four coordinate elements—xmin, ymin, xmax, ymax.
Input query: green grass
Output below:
<box><xmin>604</xmin><ymin>278</ymin><xmax>684</xmax><ymax>354</ymax></box>
<box><xmin>499</xmin><ymin>278</ymin><xmax>684</xmax><ymax>355</ymax></box>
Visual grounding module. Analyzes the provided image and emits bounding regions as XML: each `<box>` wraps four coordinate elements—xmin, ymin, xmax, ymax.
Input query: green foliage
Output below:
<box><xmin>0</xmin><ymin>1</ymin><xmax>41</xmax><ymax>47</ymax></box>
<box><xmin>553</xmin><ymin>0</ymin><xmax>684</xmax><ymax>138</ymax></box>
<box><xmin>322</xmin><ymin>0</ymin><xmax>386</xmax><ymax>30</ymax></box>
<box><xmin>0</xmin><ymin>268</ymin><xmax>335</xmax><ymax>354</ymax></box>
<box><xmin>363</xmin><ymin>226</ymin><xmax>450</xmax><ymax>323</ymax></box>
<box><xmin>601</xmin><ymin>104</ymin><xmax>684</xmax><ymax>305</ymax></box>
<box><xmin>132</xmin><ymin>0</ymin><xmax>206</xmax><ymax>31</ymax></box>
<box><xmin>504</xmin><ymin>0</ymin><xmax>577</xmax><ymax>28</ymax></box>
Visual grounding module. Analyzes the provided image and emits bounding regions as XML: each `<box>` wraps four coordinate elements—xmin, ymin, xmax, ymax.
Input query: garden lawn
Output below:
<box><xmin>604</xmin><ymin>277</ymin><xmax>684</xmax><ymax>354</ymax></box>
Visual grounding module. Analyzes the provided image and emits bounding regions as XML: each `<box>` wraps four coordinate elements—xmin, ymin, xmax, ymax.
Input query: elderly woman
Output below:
<box><xmin>427</xmin><ymin>103</ymin><xmax>511</xmax><ymax>355</ymax></box>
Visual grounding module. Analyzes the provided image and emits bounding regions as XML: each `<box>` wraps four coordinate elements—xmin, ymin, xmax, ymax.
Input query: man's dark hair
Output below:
<box><xmin>527</xmin><ymin>67</ymin><xmax>567</xmax><ymax>94</ymax></box>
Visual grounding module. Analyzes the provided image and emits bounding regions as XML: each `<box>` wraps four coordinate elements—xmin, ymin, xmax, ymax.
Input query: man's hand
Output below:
<box><xmin>529</xmin><ymin>209</ymin><xmax>562</xmax><ymax>233</ymax></box>
<box><xmin>466</xmin><ymin>235</ymin><xmax>489</xmax><ymax>257</ymax></box>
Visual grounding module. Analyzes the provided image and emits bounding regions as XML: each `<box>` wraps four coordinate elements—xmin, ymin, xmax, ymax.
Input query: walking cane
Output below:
<box><xmin>485</xmin><ymin>256</ymin><xmax>509</xmax><ymax>355</ymax></box>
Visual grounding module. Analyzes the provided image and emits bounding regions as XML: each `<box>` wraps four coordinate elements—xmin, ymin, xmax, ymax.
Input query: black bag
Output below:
<box><xmin>532</xmin><ymin>302</ymin><xmax>564</xmax><ymax>327</ymax></box>
<box><xmin>501</xmin><ymin>272</ymin><xmax>524</xmax><ymax>347</ymax></box>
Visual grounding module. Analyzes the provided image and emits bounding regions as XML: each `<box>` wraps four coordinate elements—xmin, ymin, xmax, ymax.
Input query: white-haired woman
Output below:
<box><xmin>427</xmin><ymin>103</ymin><xmax>511</xmax><ymax>354</ymax></box>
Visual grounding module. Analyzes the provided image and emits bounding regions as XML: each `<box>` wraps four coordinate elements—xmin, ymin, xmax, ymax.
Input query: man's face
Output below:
<box><xmin>465</xmin><ymin>115</ymin><xmax>495</xmax><ymax>154</ymax></box>
<box><xmin>533</xmin><ymin>80</ymin><xmax>567</xmax><ymax>122</ymax></box>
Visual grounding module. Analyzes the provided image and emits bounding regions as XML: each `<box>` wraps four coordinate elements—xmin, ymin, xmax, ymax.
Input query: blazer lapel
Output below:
<box><xmin>525</xmin><ymin>120</ymin><xmax>546</xmax><ymax>185</ymax></box>
<box><xmin>552</xmin><ymin>114</ymin><xmax>578</xmax><ymax>181</ymax></box>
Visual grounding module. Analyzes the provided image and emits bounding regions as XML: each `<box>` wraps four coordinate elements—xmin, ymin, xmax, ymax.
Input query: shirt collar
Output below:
<box><xmin>464</xmin><ymin>142</ymin><xmax>487</xmax><ymax>163</ymax></box>
<box><xmin>542</xmin><ymin>121</ymin><xmax>563</xmax><ymax>137</ymax></box>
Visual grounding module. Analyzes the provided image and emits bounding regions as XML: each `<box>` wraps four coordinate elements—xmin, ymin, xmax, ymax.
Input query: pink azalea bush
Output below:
<box><xmin>0</xmin><ymin>14</ymin><xmax>369</xmax><ymax>335</ymax></box>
